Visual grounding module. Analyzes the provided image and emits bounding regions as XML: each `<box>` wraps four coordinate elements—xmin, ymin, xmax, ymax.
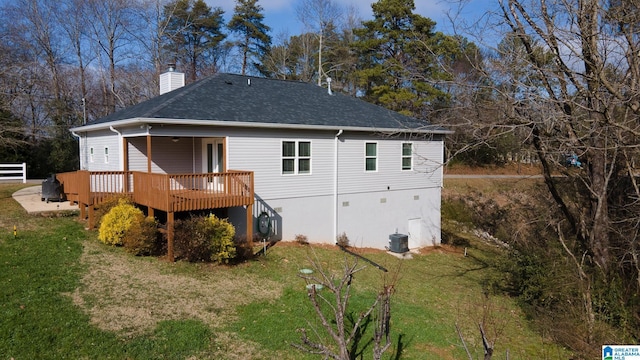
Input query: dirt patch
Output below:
<box><xmin>275</xmin><ymin>240</ymin><xmax>386</xmax><ymax>254</ymax></box>
<box><xmin>67</xmin><ymin>240</ymin><xmax>283</xmax><ymax>338</ymax></box>
<box><xmin>417</xmin><ymin>244</ymin><xmax>464</xmax><ymax>255</ymax></box>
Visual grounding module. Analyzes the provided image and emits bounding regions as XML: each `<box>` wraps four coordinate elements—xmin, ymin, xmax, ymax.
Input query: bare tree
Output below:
<box><xmin>296</xmin><ymin>0</ymin><xmax>342</xmax><ymax>85</ymax></box>
<box><xmin>294</xmin><ymin>249</ymin><xmax>394</xmax><ymax>360</ymax></box>
<box><xmin>0</xmin><ymin>1</ymin><xmax>59</xmax><ymax>140</ymax></box>
<box><xmin>134</xmin><ymin>0</ymin><xmax>173</xmax><ymax>94</ymax></box>
<box><xmin>259</xmin><ymin>32</ymin><xmax>293</xmax><ymax>79</ymax></box>
<box><xmin>1</xmin><ymin>0</ymin><xmax>67</xmax><ymax>121</ymax></box>
<box><xmin>442</xmin><ymin>0</ymin><xmax>640</xmax><ymax>353</ymax></box>
<box><xmin>85</xmin><ymin>0</ymin><xmax>141</xmax><ymax>115</ymax></box>
<box><xmin>56</xmin><ymin>0</ymin><xmax>94</xmax><ymax>124</ymax></box>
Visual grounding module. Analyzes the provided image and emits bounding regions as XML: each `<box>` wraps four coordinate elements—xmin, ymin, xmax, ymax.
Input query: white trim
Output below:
<box><xmin>89</xmin><ymin>147</ymin><xmax>95</xmax><ymax>163</ymax></box>
<box><xmin>104</xmin><ymin>146</ymin><xmax>110</xmax><ymax>164</ymax></box>
<box><xmin>109</xmin><ymin>126</ymin><xmax>124</xmax><ymax>170</ymax></box>
<box><xmin>201</xmin><ymin>138</ymin><xmax>225</xmax><ymax>191</ymax></box>
<box><xmin>71</xmin><ymin>117</ymin><xmax>453</xmax><ymax>135</ymax></box>
<box><xmin>333</xmin><ymin>129</ymin><xmax>343</xmax><ymax>243</ymax></box>
<box><xmin>401</xmin><ymin>142</ymin><xmax>413</xmax><ymax>171</ymax></box>
<box><xmin>201</xmin><ymin>138</ymin><xmax>224</xmax><ymax>173</ymax></box>
<box><xmin>364</xmin><ymin>142</ymin><xmax>378</xmax><ymax>172</ymax></box>
<box><xmin>281</xmin><ymin>139</ymin><xmax>312</xmax><ymax>176</ymax></box>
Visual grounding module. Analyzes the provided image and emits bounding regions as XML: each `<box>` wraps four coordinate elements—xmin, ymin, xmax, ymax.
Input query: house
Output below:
<box><xmin>65</xmin><ymin>70</ymin><xmax>451</xmax><ymax>255</ymax></box>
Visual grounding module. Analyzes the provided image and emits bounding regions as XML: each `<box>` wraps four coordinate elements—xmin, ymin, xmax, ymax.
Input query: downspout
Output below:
<box><xmin>109</xmin><ymin>126</ymin><xmax>124</xmax><ymax>171</ymax></box>
<box><xmin>71</xmin><ymin>131</ymin><xmax>85</xmax><ymax>170</ymax></box>
<box><xmin>333</xmin><ymin>129</ymin><xmax>343</xmax><ymax>243</ymax></box>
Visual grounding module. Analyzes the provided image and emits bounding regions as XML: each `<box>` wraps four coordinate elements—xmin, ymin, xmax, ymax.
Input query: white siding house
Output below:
<box><xmin>70</xmin><ymin>72</ymin><xmax>451</xmax><ymax>251</ymax></box>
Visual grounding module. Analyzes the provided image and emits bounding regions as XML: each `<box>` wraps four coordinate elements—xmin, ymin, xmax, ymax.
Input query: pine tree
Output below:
<box><xmin>353</xmin><ymin>0</ymin><xmax>454</xmax><ymax>117</ymax></box>
<box><xmin>162</xmin><ymin>0</ymin><xmax>226</xmax><ymax>81</ymax></box>
<box><xmin>227</xmin><ymin>0</ymin><xmax>271</xmax><ymax>76</ymax></box>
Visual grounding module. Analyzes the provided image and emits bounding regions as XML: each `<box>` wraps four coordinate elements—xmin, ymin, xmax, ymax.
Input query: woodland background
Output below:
<box><xmin>2</xmin><ymin>0</ymin><xmax>640</xmax><ymax>357</ymax></box>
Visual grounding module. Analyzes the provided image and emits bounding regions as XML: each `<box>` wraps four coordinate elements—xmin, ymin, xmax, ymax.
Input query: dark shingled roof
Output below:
<box><xmin>85</xmin><ymin>73</ymin><xmax>446</xmax><ymax>132</ymax></box>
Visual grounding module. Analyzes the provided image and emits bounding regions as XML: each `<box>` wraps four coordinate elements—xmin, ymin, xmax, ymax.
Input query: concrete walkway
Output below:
<box><xmin>12</xmin><ymin>185</ymin><xmax>78</xmax><ymax>214</ymax></box>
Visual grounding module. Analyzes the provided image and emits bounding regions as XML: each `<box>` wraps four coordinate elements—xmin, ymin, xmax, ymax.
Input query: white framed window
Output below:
<box><xmin>282</xmin><ymin>140</ymin><xmax>311</xmax><ymax>175</ymax></box>
<box><xmin>402</xmin><ymin>143</ymin><xmax>412</xmax><ymax>170</ymax></box>
<box><xmin>104</xmin><ymin>147</ymin><xmax>109</xmax><ymax>164</ymax></box>
<box><xmin>365</xmin><ymin>142</ymin><xmax>377</xmax><ymax>172</ymax></box>
<box><xmin>89</xmin><ymin>147</ymin><xmax>95</xmax><ymax>163</ymax></box>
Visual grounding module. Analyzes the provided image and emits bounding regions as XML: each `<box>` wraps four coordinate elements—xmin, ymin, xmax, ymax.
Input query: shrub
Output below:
<box><xmin>234</xmin><ymin>235</ymin><xmax>255</xmax><ymax>262</ymax></box>
<box><xmin>295</xmin><ymin>234</ymin><xmax>309</xmax><ymax>245</ymax></box>
<box><xmin>174</xmin><ymin>217</ymin><xmax>211</xmax><ymax>262</ymax></box>
<box><xmin>336</xmin><ymin>232</ymin><xmax>349</xmax><ymax>247</ymax></box>
<box><xmin>98</xmin><ymin>199</ymin><xmax>144</xmax><ymax>246</ymax></box>
<box><xmin>94</xmin><ymin>195</ymin><xmax>132</xmax><ymax>228</ymax></box>
<box><xmin>173</xmin><ymin>214</ymin><xmax>236</xmax><ymax>263</ymax></box>
<box><xmin>123</xmin><ymin>216</ymin><xmax>159</xmax><ymax>256</ymax></box>
<box><xmin>205</xmin><ymin>214</ymin><xmax>236</xmax><ymax>263</ymax></box>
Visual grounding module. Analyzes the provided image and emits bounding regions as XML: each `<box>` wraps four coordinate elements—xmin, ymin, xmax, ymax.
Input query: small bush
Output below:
<box><xmin>295</xmin><ymin>234</ymin><xmax>309</xmax><ymax>245</ymax></box>
<box><xmin>336</xmin><ymin>232</ymin><xmax>349</xmax><ymax>247</ymax></box>
<box><xmin>173</xmin><ymin>214</ymin><xmax>236</xmax><ymax>263</ymax></box>
<box><xmin>95</xmin><ymin>195</ymin><xmax>132</xmax><ymax>227</ymax></box>
<box><xmin>123</xmin><ymin>216</ymin><xmax>159</xmax><ymax>256</ymax></box>
<box><xmin>98</xmin><ymin>199</ymin><xmax>144</xmax><ymax>246</ymax></box>
<box><xmin>174</xmin><ymin>217</ymin><xmax>211</xmax><ymax>262</ymax></box>
<box><xmin>234</xmin><ymin>235</ymin><xmax>255</xmax><ymax>261</ymax></box>
<box><xmin>206</xmin><ymin>214</ymin><xmax>236</xmax><ymax>263</ymax></box>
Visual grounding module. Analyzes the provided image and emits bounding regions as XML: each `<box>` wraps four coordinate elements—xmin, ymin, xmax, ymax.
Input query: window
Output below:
<box><xmin>104</xmin><ymin>147</ymin><xmax>109</xmax><ymax>164</ymax></box>
<box><xmin>89</xmin><ymin>147</ymin><xmax>94</xmax><ymax>163</ymax></box>
<box><xmin>402</xmin><ymin>143</ymin><xmax>412</xmax><ymax>170</ymax></box>
<box><xmin>282</xmin><ymin>140</ymin><xmax>311</xmax><ymax>175</ymax></box>
<box><xmin>298</xmin><ymin>141</ymin><xmax>311</xmax><ymax>174</ymax></box>
<box><xmin>365</xmin><ymin>142</ymin><xmax>377</xmax><ymax>171</ymax></box>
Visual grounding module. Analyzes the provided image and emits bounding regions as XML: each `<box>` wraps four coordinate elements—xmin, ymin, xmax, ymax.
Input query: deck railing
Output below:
<box><xmin>58</xmin><ymin>170</ymin><xmax>132</xmax><ymax>205</ymax></box>
<box><xmin>58</xmin><ymin>170</ymin><xmax>253</xmax><ymax>213</ymax></box>
<box><xmin>132</xmin><ymin>171</ymin><xmax>254</xmax><ymax>212</ymax></box>
<box><xmin>57</xmin><ymin>171</ymin><xmax>81</xmax><ymax>203</ymax></box>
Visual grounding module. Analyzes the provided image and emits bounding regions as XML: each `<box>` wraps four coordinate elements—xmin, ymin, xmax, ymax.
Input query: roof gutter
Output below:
<box><xmin>71</xmin><ymin>117</ymin><xmax>454</xmax><ymax>135</ymax></box>
<box><xmin>333</xmin><ymin>129</ymin><xmax>343</xmax><ymax>244</ymax></box>
<box><xmin>109</xmin><ymin>126</ymin><xmax>124</xmax><ymax>171</ymax></box>
<box><xmin>70</xmin><ymin>131</ymin><xmax>86</xmax><ymax>170</ymax></box>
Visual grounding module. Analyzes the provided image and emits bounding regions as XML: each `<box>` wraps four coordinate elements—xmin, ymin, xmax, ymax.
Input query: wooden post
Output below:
<box><xmin>167</xmin><ymin>211</ymin><xmax>175</xmax><ymax>262</ymax></box>
<box><xmin>246</xmin><ymin>171</ymin><xmax>254</xmax><ymax>242</ymax></box>
<box><xmin>146</xmin><ymin>134</ymin><xmax>152</xmax><ymax>173</ymax></box>
<box><xmin>246</xmin><ymin>204</ymin><xmax>253</xmax><ymax>242</ymax></box>
<box><xmin>221</xmin><ymin>137</ymin><xmax>227</xmax><ymax>172</ymax></box>
<box><xmin>80</xmin><ymin>202</ymin><xmax>86</xmax><ymax>221</ymax></box>
<box><xmin>88</xmin><ymin>204</ymin><xmax>95</xmax><ymax>230</ymax></box>
<box><xmin>122</xmin><ymin>137</ymin><xmax>129</xmax><ymax>191</ymax></box>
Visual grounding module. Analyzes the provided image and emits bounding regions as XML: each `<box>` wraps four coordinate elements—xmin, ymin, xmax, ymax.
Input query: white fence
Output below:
<box><xmin>0</xmin><ymin>163</ymin><xmax>27</xmax><ymax>183</ymax></box>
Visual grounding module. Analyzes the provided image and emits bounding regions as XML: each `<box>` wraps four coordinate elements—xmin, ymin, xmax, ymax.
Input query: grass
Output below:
<box><xmin>0</xmin><ymin>183</ymin><xmax>572</xmax><ymax>359</ymax></box>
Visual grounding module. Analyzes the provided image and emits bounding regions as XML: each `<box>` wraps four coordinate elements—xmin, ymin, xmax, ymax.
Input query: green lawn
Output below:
<box><xmin>0</xmin><ymin>183</ymin><xmax>572</xmax><ymax>359</ymax></box>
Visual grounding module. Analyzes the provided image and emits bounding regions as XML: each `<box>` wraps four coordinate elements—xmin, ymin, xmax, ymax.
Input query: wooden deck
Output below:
<box><xmin>132</xmin><ymin>171</ymin><xmax>253</xmax><ymax>212</ymax></box>
<box><xmin>57</xmin><ymin>170</ymin><xmax>254</xmax><ymax>261</ymax></box>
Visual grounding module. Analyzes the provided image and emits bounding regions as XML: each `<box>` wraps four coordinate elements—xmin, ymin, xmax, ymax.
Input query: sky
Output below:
<box><xmin>207</xmin><ymin>0</ymin><xmax>494</xmax><ymax>40</ymax></box>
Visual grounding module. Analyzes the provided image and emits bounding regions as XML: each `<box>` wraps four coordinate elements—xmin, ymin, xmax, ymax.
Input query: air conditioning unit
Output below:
<box><xmin>389</xmin><ymin>233</ymin><xmax>409</xmax><ymax>253</ymax></box>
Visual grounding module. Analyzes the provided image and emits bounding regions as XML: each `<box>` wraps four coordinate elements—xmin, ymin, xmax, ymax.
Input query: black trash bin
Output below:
<box><xmin>41</xmin><ymin>174</ymin><xmax>63</xmax><ymax>203</ymax></box>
